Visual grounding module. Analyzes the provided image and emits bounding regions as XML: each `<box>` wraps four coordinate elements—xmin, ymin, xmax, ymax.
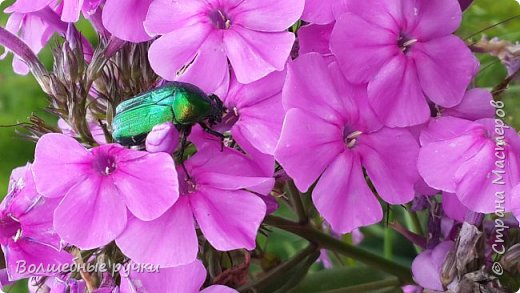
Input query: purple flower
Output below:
<box><xmin>6</xmin><ymin>0</ymin><xmax>102</xmax><ymax>23</ymax></box>
<box><xmin>330</xmin><ymin>0</ymin><xmax>479</xmax><ymax>127</ymax></box>
<box><xmin>301</xmin><ymin>0</ymin><xmax>335</xmax><ymax>24</ymax></box>
<box><xmin>144</xmin><ymin>0</ymin><xmax>304</xmax><ymax>94</ymax></box>
<box><xmin>58</xmin><ymin>0</ymin><xmax>102</xmax><ymax>22</ymax></box>
<box><xmin>411</xmin><ymin>241</ymin><xmax>454</xmax><ymax>291</ymax></box>
<box><xmin>298</xmin><ymin>23</ymin><xmax>335</xmax><ymax>63</ymax></box>
<box><xmin>512</xmin><ymin>184</ymin><xmax>520</xmax><ymax>223</ymax></box>
<box><xmin>418</xmin><ymin>116</ymin><xmax>520</xmax><ymax>213</ymax></box>
<box><xmin>218</xmin><ymin>70</ymin><xmax>285</xmax><ymax>155</ymax></box>
<box><xmin>120</xmin><ymin>260</ymin><xmax>237</xmax><ymax>293</ymax></box>
<box><xmin>116</xmin><ymin>134</ymin><xmax>273</xmax><ymax>266</ymax></box>
<box><xmin>401</xmin><ymin>285</ymin><xmax>422</xmax><ymax>293</ymax></box>
<box><xmin>0</xmin><ymin>164</ymin><xmax>72</xmax><ymax>281</ymax></box>
<box><xmin>32</xmin><ymin>133</ymin><xmax>179</xmax><ymax>249</ymax></box>
<box><xmin>442</xmin><ymin>192</ymin><xmax>469</xmax><ymax>222</ymax></box>
<box><xmin>102</xmin><ymin>0</ymin><xmax>153</xmax><ymax>43</ymax></box>
<box><xmin>441</xmin><ymin>88</ymin><xmax>494</xmax><ymax>121</ymax></box>
<box><xmin>4</xmin><ymin>0</ymin><xmax>52</xmax><ymax>14</ymax></box>
<box><xmin>0</xmin><ymin>8</ymin><xmax>66</xmax><ymax>75</ymax></box>
<box><xmin>29</xmin><ymin>276</ymin><xmax>86</xmax><ymax>293</ymax></box>
<box><xmin>275</xmin><ymin>53</ymin><xmax>420</xmax><ymax>233</ymax></box>
<box><xmin>458</xmin><ymin>0</ymin><xmax>474</xmax><ymax>11</ymax></box>
<box><xmin>145</xmin><ymin>122</ymin><xmax>180</xmax><ymax>154</ymax></box>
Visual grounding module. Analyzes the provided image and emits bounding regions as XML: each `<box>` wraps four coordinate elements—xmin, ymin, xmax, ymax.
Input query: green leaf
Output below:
<box><xmin>288</xmin><ymin>266</ymin><xmax>401</xmax><ymax>293</ymax></box>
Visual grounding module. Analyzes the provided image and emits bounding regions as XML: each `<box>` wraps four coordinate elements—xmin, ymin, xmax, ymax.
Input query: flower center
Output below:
<box><xmin>213</xmin><ymin>106</ymin><xmax>239</xmax><ymax>133</ymax></box>
<box><xmin>344</xmin><ymin>128</ymin><xmax>362</xmax><ymax>148</ymax></box>
<box><xmin>93</xmin><ymin>154</ymin><xmax>117</xmax><ymax>176</ymax></box>
<box><xmin>209</xmin><ymin>9</ymin><xmax>231</xmax><ymax>30</ymax></box>
<box><xmin>0</xmin><ymin>215</ymin><xmax>22</xmax><ymax>243</ymax></box>
<box><xmin>398</xmin><ymin>34</ymin><xmax>417</xmax><ymax>54</ymax></box>
<box><xmin>224</xmin><ymin>106</ymin><xmax>240</xmax><ymax>125</ymax></box>
<box><xmin>179</xmin><ymin>176</ymin><xmax>197</xmax><ymax>195</ymax></box>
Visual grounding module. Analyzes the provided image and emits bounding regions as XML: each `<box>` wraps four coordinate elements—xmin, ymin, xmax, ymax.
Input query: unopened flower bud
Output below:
<box><xmin>145</xmin><ymin>122</ymin><xmax>179</xmax><ymax>154</ymax></box>
<box><xmin>501</xmin><ymin>243</ymin><xmax>520</xmax><ymax>273</ymax></box>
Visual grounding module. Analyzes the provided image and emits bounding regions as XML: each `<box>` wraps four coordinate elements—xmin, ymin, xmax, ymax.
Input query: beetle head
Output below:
<box><xmin>207</xmin><ymin>94</ymin><xmax>225</xmax><ymax>126</ymax></box>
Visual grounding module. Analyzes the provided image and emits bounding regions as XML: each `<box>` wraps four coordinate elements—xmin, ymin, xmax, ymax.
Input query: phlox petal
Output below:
<box><xmin>230</xmin><ymin>0</ymin><xmax>304</xmax><ymax>31</ymax></box>
<box><xmin>54</xmin><ymin>176</ymin><xmax>127</xmax><ymax>249</ymax></box>
<box><xmin>113</xmin><ymin>150</ymin><xmax>178</xmax><ymax>221</ymax></box>
<box><xmin>367</xmin><ymin>55</ymin><xmax>430</xmax><ymax>127</ymax></box>
<box><xmin>120</xmin><ymin>260</ymin><xmax>206</xmax><ymax>293</ymax></box>
<box><xmin>413</xmin><ymin>36</ymin><xmax>479</xmax><ymax>108</ymax></box>
<box><xmin>148</xmin><ymin>24</ymin><xmax>211</xmax><ymax>81</ymax></box>
<box><xmin>331</xmin><ymin>13</ymin><xmax>399</xmax><ymax>84</ymax></box>
<box><xmin>116</xmin><ymin>197</ymin><xmax>197</xmax><ymax>267</ymax></box>
<box><xmin>101</xmin><ymin>0</ymin><xmax>153</xmax><ymax>42</ymax></box>
<box><xmin>412</xmin><ymin>241</ymin><xmax>454</xmax><ymax>291</ymax></box>
<box><xmin>33</xmin><ymin>134</ymin><xmax>91</xmax><ymax>199</ymax></box>
<box><xmin>313</xmin><ymin>152</ymin><xmax>383</xmax><ymax>233</ymax></box>
<box><xmin>275</xmin><ymin>108</ymin><xmax>344</xmax><ymax>192</ymax></box>
<box><xmin>224</xmin><ymin>28</ymin><xmax>293</xmax><ymax>84</ymax></box>
<box><xmin>357</xmin><ymin>128</ymin><xmax>419</xmax><ymax>204</ymax></box>
<box><xmin>190</xmin><ymin>187</ymin><xmax>266</xmax><ymax>251</ymax></box>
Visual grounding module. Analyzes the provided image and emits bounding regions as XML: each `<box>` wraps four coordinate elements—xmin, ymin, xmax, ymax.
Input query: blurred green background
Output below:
<box><xmin>0</xmin><ymin>0</ymin><xmax>519</xmax><ymax>292</ymax></box>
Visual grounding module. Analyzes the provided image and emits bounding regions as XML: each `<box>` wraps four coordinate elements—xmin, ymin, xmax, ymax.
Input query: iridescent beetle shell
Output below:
<box><xmin>112</xmin><ymin>82</ymin><xmax>221</xmax><ymax>145</ymax></box>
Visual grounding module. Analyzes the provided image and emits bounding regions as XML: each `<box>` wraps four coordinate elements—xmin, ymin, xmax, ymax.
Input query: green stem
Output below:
<box><xmin>404</xmin><ymin>207</ymin><xmax>424</xmax><ymax>254</ymax></box>
<box><xmin>384</xmin><ymin>211</ymin><xmax>393</xmax><ymax>260</ymax></box>
<box><xmin>407</xmin><ymin>210</ymin><xmax>424</xmax><ymax>236</ymax></box>
<box><xmin>286</xmin><ymin>180</ymin><xmax>308</xmax><ymax>224</ymax></box>
<box><xmin>321</xmin><ymin>278</ymin><xmax>401</xmax><ymax>293</ymax></box>
<box><xmin>238</xmin><ymin>244</ymin><xmax>318</xmax><ymax>292</ymax></box>
<box><xmin>264</xmin><ymin>215</ymin><xmax>414</xmax><ymax>285</ymax></box>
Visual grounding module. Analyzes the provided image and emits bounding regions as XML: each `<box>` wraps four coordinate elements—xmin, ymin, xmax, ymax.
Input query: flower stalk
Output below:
<box><xmin>264</xmin><ymin>215</ymin><xmax>414</xmax><ymax>284</ymax></box>
<box><xmin>238</xmin><ymin>244</ymin><xmax>319</xmax><ymax>292</ymax></box>
<box><xmin>286</xmin><ymin>180</ymin><xmax>308</xmax><ymax>224</ymax></box>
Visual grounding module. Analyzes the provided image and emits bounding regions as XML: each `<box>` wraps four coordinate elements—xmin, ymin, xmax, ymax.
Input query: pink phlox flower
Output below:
<box><xmin>0</xmin><ymin>164</ymin><xmax>72</xmax><ymax>281</ymax></box>
<box><xmin>411</xmin><ymin>241</ymin><xmax>454</xmax><ymax>291</ymax></box>
<box><xmin>330</xmin><ymin>0</ymin><xmax>479</xmax><ymax>127</ymax></box>
<box><xmin>144</xmin><ymin>0</ymin><xmax>304</xmax><ymax>95</ymax></box>
<box><xmin>0</xmin><ymin>7</ymin><xmax>66</xmax><ymax>75</ymax></box>
<box><xmin>6</xmin><ymin>0</ymin><xmax>102</xmax><ymax>23</ymax></box>
<box><xmin>418</xmin><ymin>116</ymin><xmax>520</xmax><ymax>213</ymax></box>
<box><xmin>217</xmin><ymin>70</ymin><xmax>286</xmax><ymax>155</ymax></box>
<box><xmin>116</xmin><ymin>130</ymin><xmax>273</xmax><ymax>266</ymax></box>
<box><xmin>119</xmin><ymin>260</ymin><xmax>237</xmax><ymax>293</ymax></box>
<box><xmin>275</xmin><ymin>53</ymin><xmax>420</xmax><ymax>233</ymax></box>
<box><xmin>32</xmin><ymin>133</ymin><xmax>179</xmax><ymax>249</ymax></box>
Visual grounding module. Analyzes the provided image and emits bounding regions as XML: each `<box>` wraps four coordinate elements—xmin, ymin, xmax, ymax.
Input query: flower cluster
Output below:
<box><xmin>0</xmin><ymin>0</ymin><xmax>519</xmax><ymax>292</ymax></box>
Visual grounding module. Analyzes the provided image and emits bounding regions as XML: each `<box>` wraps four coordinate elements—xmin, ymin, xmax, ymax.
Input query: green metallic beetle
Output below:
<box><xmin>112</xmin><ymin>81</ymin><xmax>225</xmax><ymax>156</ymax></box>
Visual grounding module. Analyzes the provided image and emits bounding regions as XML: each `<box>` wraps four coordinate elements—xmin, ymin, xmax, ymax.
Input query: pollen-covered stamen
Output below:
<box><xmin>215</xmin><ymin>106</ymin><xmax>239</xmax><ymax>134</ymax></box>
<box><xmin>209</xmin><ymin>9</ymin><xmax>232</xmax><ymax>30</ymax></box>
<box><xmin>186</xmin><ymin>179</ymin><xmax>197</xmax><ymax>193</ymax></box>
<box><xmin>398</xmin><ymin>34</ymin><xmax>418</xmax><ymax>53</ymax></box>
<box><xmin>344</xmin><ymin>130</ymin><xmax>363</xmax><ymax>148</ymax></box>
<box><xmin>13</xmin><ymin>227</ymin><xmax>22</xmax><ymax>242</ymax></box>
<box><xmin>179</xmin><ymin>176</ymin><xmax>197</xmax><ymax>194</ymax></box>
<box><xmin>93</xmin><ymin>154</ymin><xmax>117</xmax><ymax>176</ymax></box>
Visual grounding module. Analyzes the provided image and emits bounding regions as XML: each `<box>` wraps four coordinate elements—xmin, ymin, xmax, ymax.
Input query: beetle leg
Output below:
<box><xmin>199</xmin><ymin>122</ymin><xmax>225</xmax><ymax>151</ymax></box>
<box><xmin>178</xmin><ymin>127</ymin><xmax>191</xmax><ymax>180</ymax></box>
